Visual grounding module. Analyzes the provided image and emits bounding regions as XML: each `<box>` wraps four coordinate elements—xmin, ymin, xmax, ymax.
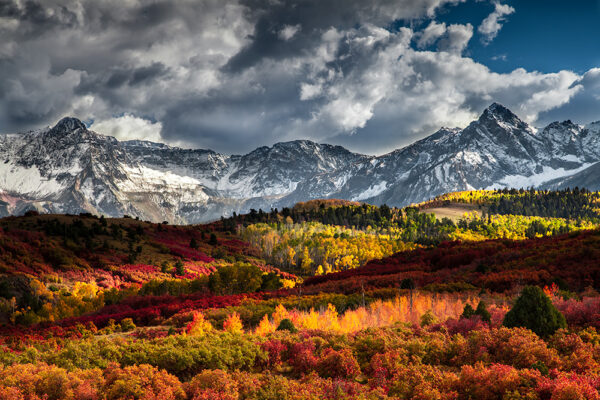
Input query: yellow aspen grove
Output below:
<box><xmin>223</xmin><ymin>312</ymin><xmax>243</xmax><ymax>333</ymax></box>
<box><xmin>186</xmin><ymin>311</ymin><xmax>213</xmax><ymax>336</ymax></box>
<box><xmin>272</xmin><ymin>304</ymin><xmax>290</xmax><ymax>327</ymax></box>
<box><xmin>300</xmin><ymin>247</ymin><xmax>313</xmax><ymax>274</ymax></box>
<box><xmin>255</xmin><ymin>314</ymin><xmax>276</xmax><ymax>336</ymax></box>
<box><xmin>256</xmin><ymin>293</ymin><xmax>480</xmax><ymax>335</ymax></box>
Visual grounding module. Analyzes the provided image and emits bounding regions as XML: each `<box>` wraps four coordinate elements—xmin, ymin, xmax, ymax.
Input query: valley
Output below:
<box><xmin>0</xmin><ymin>190</ymin><xmax>599</xmax><ymax>398</ymax></box>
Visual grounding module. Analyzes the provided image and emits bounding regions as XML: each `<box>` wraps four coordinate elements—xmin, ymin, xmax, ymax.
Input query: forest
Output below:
<box><xmin>1</xmin><ymin>190</ymin><xmax>600</xmax><ymax>399</ymax></box>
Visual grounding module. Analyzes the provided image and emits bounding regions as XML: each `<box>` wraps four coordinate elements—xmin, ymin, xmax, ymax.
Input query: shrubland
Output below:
<box><xmin>1</xmin><ymin>190</ymin><xmax>600</xmax><ymax>398</ymax></box>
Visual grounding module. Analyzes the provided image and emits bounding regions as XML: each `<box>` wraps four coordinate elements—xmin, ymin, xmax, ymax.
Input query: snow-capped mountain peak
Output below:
<box><xmin>51</xmin><ymin>117</ymin><xmax>87</xmax><ymax>134</ymax></box>
<box><xmin>0</xmin><ymin>103</ymin><xmax>599</xmax><ymax>222</ymax></box>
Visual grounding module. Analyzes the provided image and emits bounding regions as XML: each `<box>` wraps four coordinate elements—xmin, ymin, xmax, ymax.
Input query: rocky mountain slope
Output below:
<box><xmin>0</xmin><ymin>103</ymin><xmax>598</xmax><ymax>222</ymax></box>
<box><xmin>283</xmin><ymin>103</ymin><xmax>600</xmax><ymax>207</ymax></box>
<box><xmin>0</xmin><ymin>118</ymin><xmax>365</xmax><ymax>222</ymax></box>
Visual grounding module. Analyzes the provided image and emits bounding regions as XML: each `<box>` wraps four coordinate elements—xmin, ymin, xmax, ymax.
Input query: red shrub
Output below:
<box><xmin>537</xmin><ymin>372</ymin><xmax>600</xmax><ymax>400</ymax></box>
<box><xmin>317</xmin><ymin>348</ymin><xmax>360</xmax><ymax>379</ymax></box>
<box><xmin>288</xmin><ymin>340</ymin><xmax>319</xmax><ymax>375</ymax></box>
<box><xmin>456</xmin><ymin>363</ymin><xmax>540</xmax><ymax>399</ymax></box>
<box><xmin>261</xmin><ymin>339</ymin><xmax>287</xmax><ymax>368</ymax></box>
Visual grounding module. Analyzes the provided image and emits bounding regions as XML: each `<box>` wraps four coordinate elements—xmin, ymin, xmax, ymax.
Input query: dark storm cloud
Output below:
<box><xmin>224</xmin><ymin>0</ymin><xmax>464</xmax><ymax>72</ymax></box>
<box><xmin>76</xmin><ymin>63</ymin><xmax>170</xmax><ymax>93</ymax></box>
<box><xmin>0</xmin><ymin>0</ymin><xmax>596</xmax><ymax>154</ymax></box>
<box><xmin>0</xmin><ymin>0</ymin><xmax>79</xmax><ymax>28</ymax></box>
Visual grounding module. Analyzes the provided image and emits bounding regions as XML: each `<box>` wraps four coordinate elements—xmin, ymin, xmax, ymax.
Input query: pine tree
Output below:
<box><xmin>461</xmin><ymin>303</ymin><xmax>475</xmax><ymax>319</ymax></box>
<box><xmin>174</xmin><ymin>260</ymin><xmax>185</xmax><ymax>276</ymax></box>
<box><xmin>503</xmin><ymin>286</ymin><xmax>566</xmax><ymax>337</ymax></box>
<box><xmin>475</xmin><ymin>301</ymin><xmax>491</xmax><ymax>323</ymax></box>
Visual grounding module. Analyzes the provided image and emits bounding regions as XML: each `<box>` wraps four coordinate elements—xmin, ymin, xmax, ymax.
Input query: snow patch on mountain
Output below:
<box><xmin>0</xmin><ymin>161</ymin><xmax>67</xmax><ymax>197</ymax></box>
<box><xmin>487</xmin><ymin>163</ymin><xmax>594</xmax><ymax>190</ymax></box>
<box><xmin>352</xmin><ymin>181</ymin><xmax>387</xmax><ymax>201</ymax></box>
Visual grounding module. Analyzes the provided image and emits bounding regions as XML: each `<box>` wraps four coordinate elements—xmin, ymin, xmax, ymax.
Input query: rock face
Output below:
<box><xmin>284</xmin><ymin>103</ymin><xmax>600</xmax><ymax>207</ymax></box>
<box><xmin>0</xmin><ymin>105</ymin><xmax>599</xmax><ymax>222</ymax></box>
<box><xmin>0</xmin><ymin>118</ymin><xmax>366</xmax><ymax>222</ymax></box>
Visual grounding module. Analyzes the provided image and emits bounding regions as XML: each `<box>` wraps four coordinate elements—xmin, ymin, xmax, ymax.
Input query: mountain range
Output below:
<box><xmin>1</xmin><ymin>103</ymin><xmax>599</xmax><ymax>223</ymax></box>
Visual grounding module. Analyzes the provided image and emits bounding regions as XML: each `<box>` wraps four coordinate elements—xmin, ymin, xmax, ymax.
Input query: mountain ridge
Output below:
<box><xmin>1</xmin><ymin>106</ymin><xmax>599</xmax><ymax>222</ymax></box>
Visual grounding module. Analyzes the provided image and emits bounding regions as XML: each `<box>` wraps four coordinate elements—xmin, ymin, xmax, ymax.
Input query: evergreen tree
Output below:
<box><xmin>174</xmin><ymin>260</ymin><xmax>185</xmax><ymax>276</ymax></box>
<box><xmin>503</xmin><ymin>286</ymin><xmax>566</xmax><ymax>337</ymax></box>
<box><xmin>461</xmin><ymin>303</ymin><xmax>475</xmax><ymax>319</ymax></box>
<box><xmin>276</xmin><ymin>318</ymin><xmax>297</xmax><ymax>333</ymax></box>
<box><xmin>475</xmin><ymin>301</ymin><xmax>491</xmax><ymax>323</ymax></box>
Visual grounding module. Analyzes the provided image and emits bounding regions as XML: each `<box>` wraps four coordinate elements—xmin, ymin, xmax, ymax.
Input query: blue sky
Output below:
<box><xmin>1</xmin><ymin>0</ymin><xmax>599</xmax><ymax>154</ymax></box>
<box><xmin>430</xmin><ymin>0</ymin><xmax>600</xmax><ymax>74</ymax></box>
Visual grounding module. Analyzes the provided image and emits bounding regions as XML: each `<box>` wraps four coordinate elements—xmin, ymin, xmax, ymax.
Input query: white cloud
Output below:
<box><xmin>290</xmin><ymin>24</ymin><xmax>583</xmax><ymax>152</ymax></box>
<box><xmin>90</xmin><ymin>115</ymin><xmax>163</xmax><ymax>143</ymax></box>
<box><xmin>417</xmin><ymin>21</ymin><xmax>446</xmax><ymax>48</ymax></box>
<box><xmin>416</xmin><ymin>22</ymin><xmax>473</xmax><ymax>54</ymax></box>
<box><xmin>478</xmin><ymin>2</ymin><xmax>515</xmax><ymax>44</ymax></box>
<box><xmin>0</xmin><ymin>0</ymin><xmax>595</xmax><ymax>155</ymax></box>
<box><xmin>299</xmin><ymin>82</ymin><xmax>323</xmax><ymax>100</ymax></box>
<box><xmin>437</xmin><ymin>23</ymin><xmax>473</xmax><ymax>54</ymax></box>
<box><xmin>278</xmin><ymin>24</ymin><xmax>301</xmax><ymax>41</ymax></box>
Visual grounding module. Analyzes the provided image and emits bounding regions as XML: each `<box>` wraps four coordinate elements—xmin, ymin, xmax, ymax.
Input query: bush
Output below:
<box><xmin>455</xmin><ymin>363</ymin><xmax>539</xmax><ymax>399</ymax></box>
<box><xmin>120</xmin><ymin>318</ymin><xmax>136</xmax><ymax>332</ymax></box>
<box><xmin>118</xmin><ymin>334</ymin><xmax>265</xmax><ymax>379</ymax></box>
<box><xmin>0</xmin><ymin>363</ymin><xmax>104</xmax><ymax>400</ymax></box>
<box><xmin>103</xmin><ymin>363</ymin><xmax>185</xmax><ymax>400</ymax></box>
<box><xmin>209</xmin><ymin>263</ymin><xmax>263</xmax><ymax>295</ymax></box>
<box><xmin>503</xmin><ymin>286</ymin><xmax>567</xmax><ymax>337</ymax></box>
<box><xmin>276</xmin><ymin>319</ymin><xmax>297</xmax><ymax>333</ymax></box>
<box><xmin>317</xmin><ymin>348</ymin><xmax>361</xmax><ymax>379</ymax></box>
<box><xmin>420</xmin><ymin>310</ymin><xmax>437</xmax><ymax>327</ymax></box>
<box><xmin>185</xmin><ymin>369</ymin><xmax>238</xmax><ymax>400</ymax></box>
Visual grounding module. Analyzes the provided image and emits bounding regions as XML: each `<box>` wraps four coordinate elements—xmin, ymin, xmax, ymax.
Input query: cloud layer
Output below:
<box><xmin>478</xmin><ymin>2</ymin><xmax>515</xmax><ymax>44</ymax></box>
<box><xmin>0</xmin><ymin>0</ymin><xmax>597</xmax><ymax>155</ymax></box>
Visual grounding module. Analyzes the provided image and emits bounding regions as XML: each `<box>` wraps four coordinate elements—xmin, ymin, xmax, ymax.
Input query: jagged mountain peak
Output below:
<box><xmin>50</xmin><ymin>117</ymin><xmax>87</xmax><ymax>134</ymax></box>
<box><xmin>1</xmin><ymin>105</ymin><xmax>599</xmax><ymax>223</ymax></box>
<box><xmin>266</xmin><ymin>139</ymin><xmax>351</xmax><ymax>153</ymax></box>
<box><xmin>479</xmin><ymin>102</ymin><xmax>524</xmax><ymax>126</ymax></box>
<box><xmin>545</xmin><ymin>120</ymin><xmax>579</xmax><ymax>130</ymax></box>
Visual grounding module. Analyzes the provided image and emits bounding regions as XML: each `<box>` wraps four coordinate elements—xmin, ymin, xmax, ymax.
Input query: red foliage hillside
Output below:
<box><xmin>303</xmin><ymin>229</ymin><xmax>600</xmax><ymax>294</ymax></box>
<box><xmin>0</xmin><ymin>214</ymin><xmax>266</xmax><ymax>288</ymax></box>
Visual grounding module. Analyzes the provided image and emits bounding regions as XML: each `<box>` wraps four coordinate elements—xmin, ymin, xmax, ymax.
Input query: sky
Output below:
<box><xmin>0</xmin><ymin>0</ymin><xmax>599</xmax><ymax>155</ymax></box>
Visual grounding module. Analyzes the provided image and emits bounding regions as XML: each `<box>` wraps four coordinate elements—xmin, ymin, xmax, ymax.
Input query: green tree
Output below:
<box><xmin>209</xmin><ymin>262</ymin><xmax>263</xmax><ymax>295</ymax></box>
<box><xmin>260</xmin><ymin>272</ymin><xmax>283</xmax><ymax>292</ymax></box>
<box><xmin>461</xmin><ymin>303</ymin><xmax>475</xmax><ymax>319</ymax></box>
<box><xmin>276</xmin><ymin>318</ymin><xmax>297</xmax><ymax>333</ymax></box>
<box><xmin>503</xmin><ymin>286</ymin><xmax>566</xmax><ymax>337</ymax></box>
<box><xmin>475</xmin><ymin>301</ymin><xmax>491</xmax><ymax>323</ymax></box>
<box><xmin>174</xmin><ymin>260</ymin><xmax>185</xmax><ymax>276</ymax></box>
<box><xmin>190</xmin><ymin>237</ymin><xmax>198</xmax><ymax>249</ymax></box>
